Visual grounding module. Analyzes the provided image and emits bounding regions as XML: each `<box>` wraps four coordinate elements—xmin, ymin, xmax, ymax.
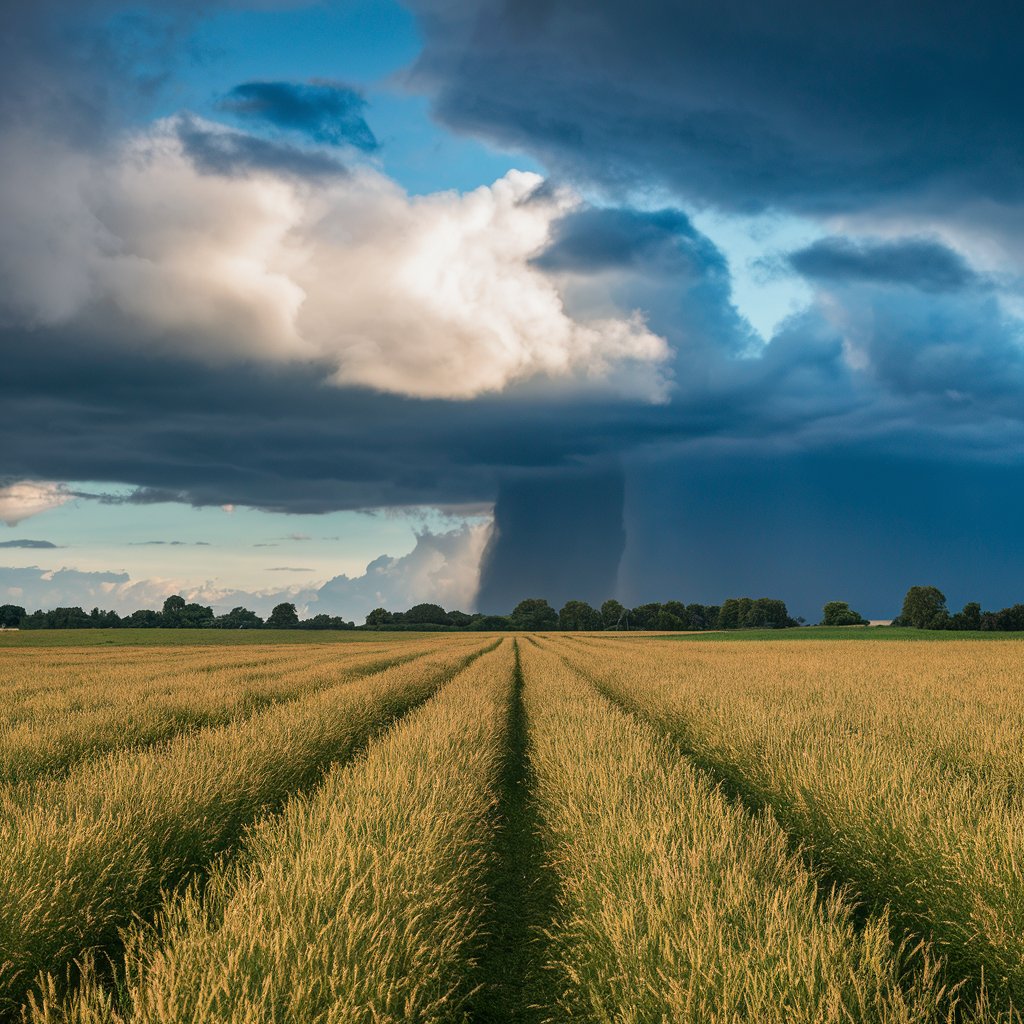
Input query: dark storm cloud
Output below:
<box><xmin>476</xmin><ymin>468</ymin><xmax>626</xmax><ymax>612</ymax></box>
<box><xmin>619</xmin><ymin>452</ymin><xmax>1024</xmax><ymax>620</ymax></box>
<box><xmin>218</xmin><ymin>81</ymin><xmax>378</xmax><ymax>151</ymax></box>
<box><xmin>535</xmin><ymin>204</ymin><xmax>761</xmax><ymax>360</ymax></box>
<box><xmin>789</xmin><ymin>238</ymin><xmax>980</xmax><ymax>292</ymax></box>
<box><xmin>406</xmin><ymin>0</ymin><xmax>1024</xmax><ymax>212</ymax></box>
<box><xmin>532</xmin><ymin>207</ymin><xmax>715</xmax><ymax>274</ymax></box>
<box><xmin>0</xmin><ymin>539</ymin><xmax>60</xmax><ymax>549</ymax></box>
<box><xmin>176</xmin><ymin>116</ymin><xmax>348</xmax><ymax>179</ymax></box>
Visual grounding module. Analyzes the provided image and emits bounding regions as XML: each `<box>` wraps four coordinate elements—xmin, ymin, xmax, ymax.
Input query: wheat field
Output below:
<box><xmin>2</xmin><ymin>632</ymin><xmax>1023</xmax><ymax>1022</ymax></box>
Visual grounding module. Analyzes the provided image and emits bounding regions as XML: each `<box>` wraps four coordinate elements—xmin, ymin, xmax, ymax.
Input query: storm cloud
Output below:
<box><xmin>2</xmin><ymin>0</ymin><xmax>1024</xmax><ymax>613</ymax></box>
<box><xmin>218</xmin><ymin>81</ymin><xmax>378</xmax><ymax>151</ymax></box>
<box><xmin>407</xmin><ymin>0</ymin><xmax>1024</xmax><ymax>214</ymax></box>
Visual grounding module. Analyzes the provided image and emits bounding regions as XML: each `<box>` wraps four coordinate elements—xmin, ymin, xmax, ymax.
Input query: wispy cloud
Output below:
<box><xmin>128</xmin><ymin>540</ymin><xmax>211</xmax><ymax>546</ymax></box>
<box><xmin>0</xmin><ymin>538</ymin><xmax>60</xmax><ymax>549</ymax></box>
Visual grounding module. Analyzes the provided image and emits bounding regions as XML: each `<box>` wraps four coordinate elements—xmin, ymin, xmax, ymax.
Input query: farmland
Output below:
<box><xmin>2</xmin><ymin>633</ymin><xmax>1023</xmax><ymax>1022</ymax></box>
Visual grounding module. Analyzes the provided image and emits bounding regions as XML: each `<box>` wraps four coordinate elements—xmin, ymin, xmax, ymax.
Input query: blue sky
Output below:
<box><xmin>1</xmin><ymin>0</ymin><xmax>1023</xmax><ymax>620</ymax></box>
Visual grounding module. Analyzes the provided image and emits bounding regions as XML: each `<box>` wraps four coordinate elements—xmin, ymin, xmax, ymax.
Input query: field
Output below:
<box><xmin>2</xmin><ymin>633</ymin><xmax>1023</xmax><ymax>1022</ymax></box>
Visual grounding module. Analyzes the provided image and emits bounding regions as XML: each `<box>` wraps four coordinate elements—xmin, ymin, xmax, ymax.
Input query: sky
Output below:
<box><xmin>1</xmin><ymin>0</ymin><xmax>1023</xmax><ymax>622</ymax></box>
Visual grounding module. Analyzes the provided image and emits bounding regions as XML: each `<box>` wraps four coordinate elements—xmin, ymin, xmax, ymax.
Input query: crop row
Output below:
<box><xmin>29</xmin><ymin>639</ymin><xmax>518</xmax><ymax>1023</ymax></box>
<box><xmin>0</xmin><ymin>641</ymin><xmax>441</xmax><ymax>786</ymax></box>
<box><xmin>550</xmin><ymin>634</ymin><xmax>1024</xmax><ymax>1015</ymax></box>
<box><xmin>8</xmin><ymin>634</ymin><xmax>1022</xmax><ymax>1022</ymax></box>
<box><xmin>0</xmin><ymin>637</ymin><xmax>493</xmax><ymax>1016</ymax></box>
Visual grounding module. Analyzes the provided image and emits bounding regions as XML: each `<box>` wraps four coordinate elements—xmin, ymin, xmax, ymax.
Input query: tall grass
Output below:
<box><xmin>0</xmin><ymin>637</ymin><xmax>491</xmax><ymax>1017</ymax></box>
<box><xmin>519</xmin><ymin>640</ymin><xmax>954</xmax><ymax>1024</ymax></box>
<box><xmin>0</xmin><ymin>643</ymin><xmax>432</xmax><ymax>785</ymax></box>
<box><xmin>29</xmin><ymin>640</ymin><xmax>516</xmax><ymax>1024</ymax></box>
<box><xmin>553</xmin><ymin>635</ymin><xmax>1024</xmax><ymax>1015</ymax></box>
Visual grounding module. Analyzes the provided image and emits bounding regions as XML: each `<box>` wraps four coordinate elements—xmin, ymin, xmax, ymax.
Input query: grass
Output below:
<box><xmin>554</xmin><ymin>635</ymin><xmax>1024</xmax><ymax>1016</ymax></box>
<box><xmin>467</xmin><ymin>641</ymin><xmax>556</xmax><ymax>1024</ymax></box>
<box><xmin>0</xmin><ymin>637</ymin><xmax>493</xmax><ymax>1017</ymax></box>
<box><xmin>29</xmin><ymin>640</ymin><xmax>516</xmax><ymax>1024</ymax></box>
<box><xmin>660</xmin><ymin>626</ymin><xmax>1024</xmax><ymax>641</ymax></box>
<box><xmin>519</xmin><ymin>639</ymin><xmax>953</xmax><ymax>1023</ymax></box>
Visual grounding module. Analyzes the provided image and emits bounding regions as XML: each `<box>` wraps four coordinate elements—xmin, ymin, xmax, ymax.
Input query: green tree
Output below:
<box><xmin>0</xmin><ymin>604</ymin><xmax>25</xmax><ymax>628</ymax></box>
<box><xmin>161</xmin><ymin>595</ymin><xmax>187</xmax><ymax>627</ymax></box>
<box><xmin>365</xmin><ymin>607</ymin><xmax>393</xmax><ymax>626</ymax></box>
<box><xmin>655</xmin><ymin>609</ymin><xmax>685</xmax><ymax>630</ymax></box>
<box><xmin>558</xmin><ymin>600</ymin><xmax>602</xmax><ymax>631</ymax></box>
<box><xmin>214</xmin><ymin>606</ymin><xmax>264</xmax><ymax>629</ymax></box>
<box><xmin>822</xmin><ymin>601</ymin><xmax>868</xmax><ymax>626</ymax></box>
<box><xmin>629</xmin><ymin>603</ymin><xmax>663</xmax><ymax>630</ymax></box>
<box><xmin>510</xmin><ymin>598</ymin><xmax>558</xmax><ymax>630</ymax></box>
<box><xmin>89</xmin><ymin>607</ymin><xmax>122</xmax><ymax>628</ymax></box>
<box><xmin>600</xmin><ymin>599</ymin><xmax>627</xmax><ymax>629</ymax></box>
<box><xmin>300</xmin><ymin>613</ymin><xmax>353</xmax><ymax>630</ymax></box>
<box><xmin>122</xmin><ymin>609</ymin><xmax>162</xmax><ymax>628</ymax></box>
<box><xmin>896</xmin><ymin>586</ymin><xmax>950</xmax><ymax>629</ymax></box>
<box><xmin>266</xmin><ymin>602</ymin><xmax>300</xmax><ymax>629</ymax></box>
<box><xmin>468</xmin><ymin>614</ymin><xmax>512</xmax><ymax>631</ymax></box>
<box><xmin>403</xmin><ymin>603</ymin><xmax>453</xmax><ymax>625</ymax></box>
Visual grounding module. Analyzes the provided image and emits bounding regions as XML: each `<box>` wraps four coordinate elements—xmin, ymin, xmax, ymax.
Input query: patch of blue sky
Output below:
<box><xmin>137</xmin><ymin>0</ymin><xmax>541</xmax><ymax>194</ymax></box>
<box><xmin>0</xmin><ymin>482</ymin><xmax>488</xmax><ymax>593</ymax></box>
<box><xmin>690</xmin><ymin>209</ymin><xmax>824</xmax><ymax>340</ymax></box>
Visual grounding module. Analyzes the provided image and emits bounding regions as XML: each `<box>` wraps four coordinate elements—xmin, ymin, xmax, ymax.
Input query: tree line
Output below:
<box><xmin>0</xmin><ymin>594</ymin><xmax>796</xmax><ymax>631</ymax></box>
<box><xmin>891</xmin><ymin>586</ymin><xmax>1024</xmax><ymax>631</ymax></box>
<box><xmin>2</xmin><ymin>586</ymin><xmax>1021</xmax><ymax>633</ymax></box>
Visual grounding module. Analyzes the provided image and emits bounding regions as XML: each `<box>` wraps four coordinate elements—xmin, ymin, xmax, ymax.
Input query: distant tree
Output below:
<box><xmin>662</xmin><ymin>601</ymin><xmax>689</xmax><ymax>627</ymax></box>
<box><xmin>989</xmin><ymin>604</ymin><xmax>1024</xmax><ymax>631</ymax></box>
<box><xmin>122</xmin><ymin>609</ymin><xmax>162</xmax><ymax>628</ymax></box>
<box><xmin>447</xmin><ymin>610</ymin><xmax>474</xmax><ymax>627</ymax></box>
<box><xmin>161</xmin><ymin>595</ymin><xmax>187</xmax><ymax>627</ymax></box>
<box><xmin>558</xmin><ymin>600</ymin><xmax>602</xmax><ymax>631</ymax></box>
<box><xmin>822</xmin><ymin>601</ymin><xmax>868</xmax><ymax>626</ymax></box>
<box><xmin>468</xmin><ymin>614</ymin><xmax>512</xmax><ymax>631</ymax></box>
<box><xmin>365</xmin><ymin>607</ymin><xmax>393</xmax><ymax>627</ymax></box>
<box><xmin>214</xmin><ymin>606</ymin><xmax>264</xmax><ymax>629</ymax></box>
<box><xmin>403</xmin><ymin>603</ymin><xmax>453</xmax><ymax>626</ymax></box>
<box><xmin>600</xmin><ymin>599</ymin><xmax>627</xmax><ymax>629</ymax></box>
<box><xmin>300</xmin><ymin>613</ymin><xmax>354</xmax><ymax>630</ymax></box>
<box><xmin>719</xmin><ymin>597</ymin><xmax>792</xmax><ymax>629</ymax></box>
<box><xmin>655</xmin><ymin>609</ymin><xmax>685</xmax><ymax>630</ymax></box>
<box><xmin>21</xmin><ymin>606</ymin><xmax>93</xmax><ymax>629</ymax></box>
<box><xmin>89</xmin><ymin>607</ymin><xmax>122</xmax><ymax>628</ymax></box>
<box><xmin>717</xmin><ymin>597</ymin><xmax>747</xmax><ymax>630</ymax></box>
<box><xmin>267</xmin><ymin>602</ymin><xmax>300</xmax><ymax>629</ymax></box>
<box><xmin>683</xmin><ymin>603</ymin><xmax>718</xmax><ymax>630</ymax></box>
<box><xmin>950</xmin><ymin>601</ymin><xmax>982</xmax><ymax>631</ymax></box>
<box><xmin>629</xmin><ymin>603</ymin><xmax>663</xmax><ymax>630</ymax></box>
<box><xmin>895</xmin><ymin>586</ymin><xmax>950</xmax><ymax>629</ymax></box>
<box><xmin>510</xmin><ymin>598</ymin><xmax>558</xmax><ymax>631</ymax></box>
<box><xmin>0</xmin><ymin>604</ymin><xmax>25</xmax><ymax>628</ymax></box>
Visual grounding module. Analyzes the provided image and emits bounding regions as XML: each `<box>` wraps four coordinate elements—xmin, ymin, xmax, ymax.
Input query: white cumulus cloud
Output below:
<box><xmin>0</xmin><ymin>118</ymin><xmax>671</xmax><ymax>401</ymax></box>
<box><xmin>0</xmin><ymin>481</ymin><xmax>71</xmax><ymax>526</ymax></box>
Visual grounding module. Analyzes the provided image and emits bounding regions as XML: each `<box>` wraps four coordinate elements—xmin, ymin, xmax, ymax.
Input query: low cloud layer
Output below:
<box><xmin>0</xmin><ymin>525</ymin><xmax>487</xmax><ymax>621</ymax></box>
